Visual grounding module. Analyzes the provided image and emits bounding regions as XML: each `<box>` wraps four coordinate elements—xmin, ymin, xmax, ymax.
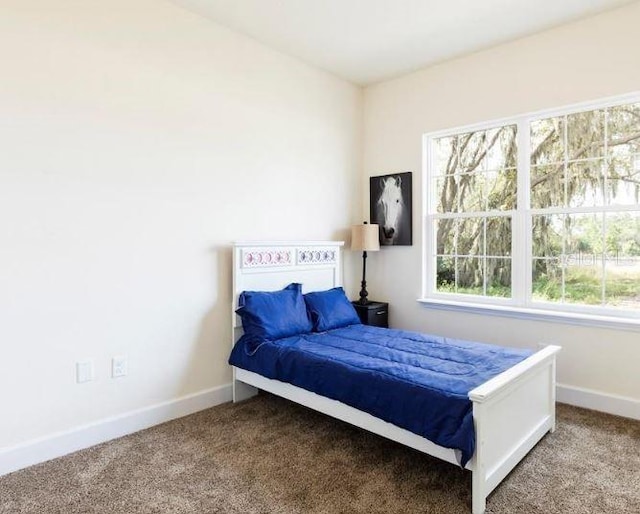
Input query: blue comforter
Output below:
<box><xmin>228</xmin><ymin>324</ymin><xmax>532</xmax><ymax>466</ymax></box>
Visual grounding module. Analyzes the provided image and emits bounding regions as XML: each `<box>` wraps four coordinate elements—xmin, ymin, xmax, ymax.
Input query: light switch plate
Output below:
<box><xmin>76</xmin><ymin>360</ymin><xmax>94</xmax><ymax>383</ymax></box>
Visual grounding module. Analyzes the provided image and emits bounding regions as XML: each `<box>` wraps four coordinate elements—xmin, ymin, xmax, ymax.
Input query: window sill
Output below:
<box><xmin>416</xmin><ymin>298</ymin><xmax>640</xmax><ymax>332</ymax></box>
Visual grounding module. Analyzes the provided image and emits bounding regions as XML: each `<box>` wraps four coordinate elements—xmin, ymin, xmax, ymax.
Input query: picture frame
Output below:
<box><xmin>369</xmin><ymin>172</ymin><xmax>412</xmax><ymax>246</ymax></box>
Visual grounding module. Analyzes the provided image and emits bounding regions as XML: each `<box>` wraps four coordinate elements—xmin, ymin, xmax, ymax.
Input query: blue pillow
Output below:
<box><xmin>304</xmin><ymin>287</ymin><xmax>362</xmax><ymax>332</ymax></box>
<box><xmin>236</xmin><ymin>283</ymin><xmax>312</xmax><ymax>340</ymax></box>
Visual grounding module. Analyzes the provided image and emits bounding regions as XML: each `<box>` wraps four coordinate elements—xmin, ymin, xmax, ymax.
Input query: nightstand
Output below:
<box><xmin>351</xmin><ymin>301</ymin><xmax>389</xmax><ymax>328</ymax></box>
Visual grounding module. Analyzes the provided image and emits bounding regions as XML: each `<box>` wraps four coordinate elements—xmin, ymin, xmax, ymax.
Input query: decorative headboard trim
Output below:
<box><xmin>238</xmin><ymin>242</ymin><xmax>342</xmax><ymax>269</ymax></box>
<box><xmin>242</xmin><ymin>249</ymin><xmax>294</xmax><ymax>268</ymax></box>
<box><xmin>297</xmin><ymin>248</ymin><xmax>337</xmax><ymax>265</ymax></box>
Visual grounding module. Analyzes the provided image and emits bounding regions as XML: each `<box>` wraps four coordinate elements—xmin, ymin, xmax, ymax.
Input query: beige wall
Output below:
<box><xmin>0</xmin><ymin>0</ymin><xmax>362</xmax><ymax>448</ymax></box>
<box><xmin>363</xmin><ymin>3</ymin><xmax>640</xmax><ymax>406</ymax></box>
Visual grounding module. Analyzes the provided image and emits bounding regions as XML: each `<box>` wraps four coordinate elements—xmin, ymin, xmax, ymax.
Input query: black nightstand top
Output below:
<box><xmin>351</xmin><ymin>300</ymin><xmax>387</xmax><ymax>310</ymax></box>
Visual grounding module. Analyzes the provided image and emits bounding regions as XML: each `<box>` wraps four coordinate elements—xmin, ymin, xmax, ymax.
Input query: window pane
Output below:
<box><xmin>607</xmin><ymin>172</ymin><xmax>640</xmax><ymax>206</ymax></box>
<box><xmin>604</xmin><ymin>213</ymin><xmax>640</xmax><ymax>310</ymax></box>
<box><xmin>436</xmin><ymin>219</ymin><xmax>456</xmax><ymax>255</ymax></box>
<box><xmin>486</xmin><ymin>258</ymin><xmax>511</xmax><ymax>297</ymax></box>
<box><xmin>532</xmin><ymin>213</ymin><xmax>609</xmax><ymax>306</ymax></box>
<box><xmin>604</xmin><ymin>260</ymin><xmax>640</xmax><ymax>310</ymax></box>
<box><xmin>566</xmin><ymin>212</ymin><xmax>603</xmax><ymax>255</ymax></box>
<box><xmin>531</xmin><ymin>117</ymin><xmax>563</xmax><ymax>165</ymax></box>
<box><xmin>532</xmin><ymin>257</ymin><xmax>563</xmax><ymax>303</ymax></box>
<box><xmin>607</xmin><ymin>144</ymin><xmax>640</xmax><ymax>206</ymax></box>
<box><xmin>609</xmin><ymin>141</ymin><xmax>640</xmax><ymax>169</ymax></box>
<box><xmin>456</xmin><ymin>257</ymin><xmax>483</xmax><ymax>295</ymax></box>
<box><xmin>532</xmin><ymin>214</ymin><xmax>564</xmax><ymax>257</ymax></box>
<box><xmin>567</xmin><ymin>109</ymin><xmax>605</xmax><ymax>160</ymax></box>
<box><xmin>564</xmin><ymin>213</ymin><xmax>604</xmax><ymax>305</ymax></box>
<box><xmin>436</xmin><ymin>256</ymin><xmax>456</xmax><ymax>293</ymax></box>
<box><xmin>434</xmin><ymin>136</ymin><xmax>456</xmax><ymax>176</ymax></box>
<box><xmin>531</xmin><ymin>164</ymin><xmax>565</xmax><ymax>208</ymax></box>
<box><xmin>486</xmin><ymin>169</ymin><xmax>517</xmax><ymax>210</ymax></box>
<box><xmin>486</xmin><ymin>217</ymin><xmax>512</xmax><ymax>256</ymax></box>
<box><xmin>486</xmin><ymin>125</ymin><xmax>517</xmax><ymax>170</ymax></box>
<box><xmin>459</xmin><ymin>173</ymin><xmax>485</xmax><ymax>212</ymax></box>
<box><xmin>436</xmin><ymin>173</ymin><xmax>492</xmax><ymax>214</ymax></box>
<box><xmin>458</xmin><ymin>131</ymin><xmax>488</xmax><ymax>173</ymax></box>
<box><xmin>564</xmin><ymin>262</ymin><xmax>603</xmax><ymax>305</ymax></box>
<box><xmin>436</xmin><ymin>176</ymin><xmax>458</xmax><ymax>213</ymax></box>
<box><xmin>608</xmin><ymin>103</ymin><xmax>640</xmax><ymax>143</ymax></box>
<box><xmin>567</xmin><ymin>160</ymin><xmax>605</xmax><ymax>207</ymax></box>
<box><xmin>457</xmin><ymin>217</ymin><xmax>485</xmax><ymax>256</ymax></box>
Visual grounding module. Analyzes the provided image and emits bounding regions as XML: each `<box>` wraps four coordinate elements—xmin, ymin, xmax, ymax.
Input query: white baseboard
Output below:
<box><xmin>557</xmin><ymin>383</ymin><xmax>640</xmax><ymax>421</ymax></box>
<box><xmin>0</xmin><ymin>383</ymin><xmax>232</xmax><ymax>477</ymax></box>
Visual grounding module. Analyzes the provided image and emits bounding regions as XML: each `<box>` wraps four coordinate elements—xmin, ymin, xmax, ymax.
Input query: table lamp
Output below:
<box><xmin>351</xmin><ymin>222</ymin><xmax>380</xmax><ymax>305</ymax></box>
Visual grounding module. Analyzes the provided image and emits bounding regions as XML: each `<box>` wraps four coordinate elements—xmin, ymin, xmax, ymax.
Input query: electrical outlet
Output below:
<box><xmin>76</xmin><ymin>360</ymin><xmax>94</xmax><ymax>383</ymax></box>
<box><xmin>112</xmin><ymin>356</ymin><xmax>128</xmax><ymax>378</ymax></box>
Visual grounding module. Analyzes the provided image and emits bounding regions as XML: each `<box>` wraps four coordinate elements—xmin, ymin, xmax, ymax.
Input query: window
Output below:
<box><xmin>424</xmin><ymin>95</ymin><xmax>640</xmax><ymax>320</ymax></box>
<box><xmin>432</xmin><ymin>125</ymin><xmax>517</xmax><ymax>298</ymax></box>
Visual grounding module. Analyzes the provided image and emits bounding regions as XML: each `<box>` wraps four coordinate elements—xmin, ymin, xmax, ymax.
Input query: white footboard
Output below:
<box><xmin>469</xmin><ymin>345</ymin><xmax>560</xmax><ymax>514</ymax></box>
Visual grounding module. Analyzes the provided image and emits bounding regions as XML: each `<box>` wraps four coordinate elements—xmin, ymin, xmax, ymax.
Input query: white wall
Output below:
<box><xmin>0</xmin><ymin>0</ymin><xmax>362</xmax><ymax>449</ymax></box>
<box><xmin>363</xmin><ymin>3</ymin><xmax>640</xmax><ymax>409</ymax></box>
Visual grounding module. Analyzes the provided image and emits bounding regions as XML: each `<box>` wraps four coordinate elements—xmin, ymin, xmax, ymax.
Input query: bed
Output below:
<box><xmin>230</xmin><ymin>241</ymin><xmax>560</xmax><ymax>514</ymax></box>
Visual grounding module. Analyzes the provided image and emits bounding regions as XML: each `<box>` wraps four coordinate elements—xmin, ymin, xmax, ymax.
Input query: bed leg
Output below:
<box><xmin>472</xmin><ymin>496</ymin><xmax>486</xmax><ymax>514</ymax></box>
<box><xmin>471</xmin><ymin>401</ymin><xmax>486</xmax><ymax>514</ymax></box>
<box><xmin>233</xmin><ymin>378</ymin><xmax>258</xmax><ymax>403</ymax></box>
<box><xmin>472</xmin><ymin>469</ymin><xmax>486</xmax><ymax>514</ymax></box>
<box><xmin>549</xmin><ymin>358</ymin><xmax>557</xmax><ymax>433</ymax></box>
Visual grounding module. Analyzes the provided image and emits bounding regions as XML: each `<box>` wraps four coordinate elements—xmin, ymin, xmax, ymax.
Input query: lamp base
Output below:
<box><xmin>358</xmin><ymin>250</ymin><xmax>370</xmax><ymax>305</ymax></box>
<box><xmin>357</xmin><ymin>287</ymin><xmax>370</xmax><ymax>305</ymax></box>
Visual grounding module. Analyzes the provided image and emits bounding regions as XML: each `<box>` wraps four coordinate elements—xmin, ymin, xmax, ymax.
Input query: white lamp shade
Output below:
<box><xmin>351</xmin><ymin>224</ymin><xmax>380</xmax><ymax>252</ymax></box>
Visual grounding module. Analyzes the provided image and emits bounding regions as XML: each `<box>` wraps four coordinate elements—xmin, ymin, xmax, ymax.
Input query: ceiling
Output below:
<box><xmin>172</xmin><ymin>0</ymin><xmax>635</xmax><ymax>85</ymax></box>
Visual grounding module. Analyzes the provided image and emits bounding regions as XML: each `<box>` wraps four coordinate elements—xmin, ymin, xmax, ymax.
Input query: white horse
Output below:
<box><xmin>376</xmin><ymin>176</ymin><xmax>404</xmax><ymax>245</ymax></box>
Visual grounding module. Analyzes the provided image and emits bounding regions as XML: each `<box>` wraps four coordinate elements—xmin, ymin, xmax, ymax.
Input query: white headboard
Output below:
<box><xmin>232</xmin><ymin>241</ymin><xmax>345</xmax><ymax>343</ymax></box>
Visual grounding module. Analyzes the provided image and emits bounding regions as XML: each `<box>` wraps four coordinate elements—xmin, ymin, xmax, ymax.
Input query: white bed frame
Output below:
<box><xmin>230</xmin><ymin>241</ymin><xmax>560</xmax><ymax>514</ymax></box>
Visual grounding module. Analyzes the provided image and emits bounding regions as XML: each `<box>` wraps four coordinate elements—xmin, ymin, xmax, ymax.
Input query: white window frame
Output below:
<box><xmin>421</xmin><ymin>92</ymin><xmax>640</xmax><ymax>330</ymax></box>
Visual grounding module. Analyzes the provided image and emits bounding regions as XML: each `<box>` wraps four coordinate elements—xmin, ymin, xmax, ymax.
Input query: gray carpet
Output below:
<box><xmin>1</xmin><ymin>394</ymin><xmax>638</xmax><ymax>513</ymax></box>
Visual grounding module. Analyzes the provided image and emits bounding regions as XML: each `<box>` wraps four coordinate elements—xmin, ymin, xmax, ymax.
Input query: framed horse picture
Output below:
<box><xmin>370</xmin><ymin>172</ymin><xmax>412</xmax><ymax>246</ymax></box>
